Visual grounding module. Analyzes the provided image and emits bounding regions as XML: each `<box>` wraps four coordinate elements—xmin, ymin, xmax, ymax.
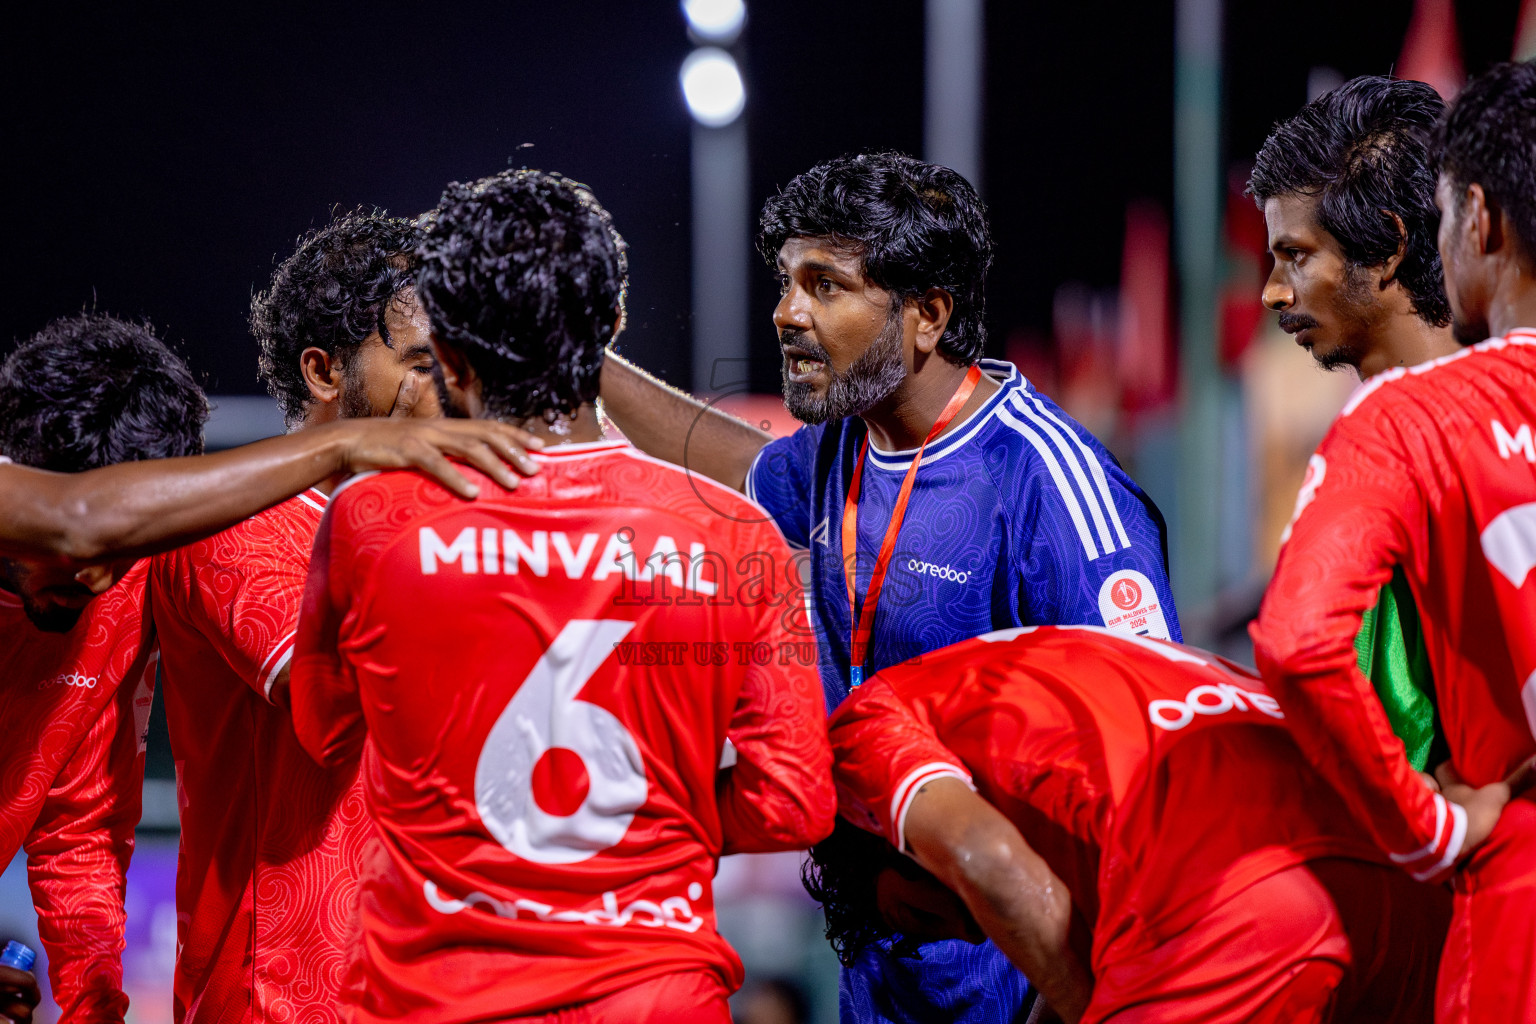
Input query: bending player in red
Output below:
<box><xmin>1251</xmin><ymin>60</ymin><xmax>1536</xmax><ymax>1023</ymax></box>
<box><xmin>822</xmin><ymin>626</ymin><xmax>1449</xmax><ymax>1023</ymax></box>
<box><xmin>0</xmin><ymin>315</ymin><xmax>207</xmax><ymax>1022</ymax></box>
<box><xmin>290</xmin><ymin>169</ymin><xmax>835</xmax><ymax>1023</ymax></box>
<box><xmin>147</xmin><ymin>211</ymin><xmax>506</xmax><ymax>1024</ymax></box>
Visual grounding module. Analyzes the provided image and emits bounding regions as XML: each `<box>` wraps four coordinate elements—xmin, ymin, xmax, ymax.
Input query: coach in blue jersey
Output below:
<box><xmin>601</xmin><ymin>151</ymin><xmax>1179</xmax><ymax>1024</ymax></box>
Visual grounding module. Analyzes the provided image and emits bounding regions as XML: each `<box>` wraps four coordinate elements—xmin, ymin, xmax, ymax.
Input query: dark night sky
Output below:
<box><xmin>5</xmin><ymin>1</ymin><xmax>1528</xmax><ymax>401</ymax></box>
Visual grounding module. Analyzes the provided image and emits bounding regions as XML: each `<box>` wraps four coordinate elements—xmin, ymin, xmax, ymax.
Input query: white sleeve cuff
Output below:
<box><xmin>891</xmin><ymin>761</ymin><xmax>974</xmax><ymax>854</ymax></box>
<box><xmin>259</xmin><ymin>632</ymin><xmax>298</xmax><ymax>701</ymax></box>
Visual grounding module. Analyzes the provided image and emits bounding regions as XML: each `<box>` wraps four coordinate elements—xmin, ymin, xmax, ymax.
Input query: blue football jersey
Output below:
<box><xmin>746</xmin><ymin>359</ymin><xmax>1180</xmax><ymax>1024</ymax></box>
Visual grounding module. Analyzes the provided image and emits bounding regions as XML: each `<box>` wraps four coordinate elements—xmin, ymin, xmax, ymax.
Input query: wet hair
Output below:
<box><xmin>1248</xmin><ymin>76</ymin><xmax>1451</xmax><ymax>327</ymax></box>
<box><xmin>1436</xmin><ymin>59</ymin><xmax>1536</xmax><ymax>264</ymax></box>
<box><xmin>758</xmin><ymin>152</ymin><xmax>994</xmax><ymax>364</ymax></box>
<box><xmin>251</xmin><ymin>210</ymin><xmax>423</xmax><ymax>427</ymax></box>
<box><xmin>0</xmin><ymin>314</ymin><xmax>207</xmax><ymax>472</ymax></box>
<box><xmin>802</xmin><ymin>817</ymin><xmax>927</xmax><ymax>966</ymax></box>
<box><xmin>415</xmin><ymin>168</ymin><xmax>627</xmax><ymax>423</ymax></box>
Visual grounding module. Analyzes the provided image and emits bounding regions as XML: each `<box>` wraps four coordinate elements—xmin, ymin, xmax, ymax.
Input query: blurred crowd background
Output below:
<box><xmin>4</xmin><ymin>1</ymin><xmax>1532</xmax><ymax>1020</ymax></box>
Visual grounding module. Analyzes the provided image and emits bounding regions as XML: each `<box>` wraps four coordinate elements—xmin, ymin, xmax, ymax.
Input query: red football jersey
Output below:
<box><xmin>149</xmin><ymin>489</ymin><xmax>368</xmax><ymax>1024</ymax></box>
<box><xmin>829</xmin><ymin>626</ymin><xmax>1385</xmax><ymax>967</ymax></box>
<box><xmin>290</xmin><ymin>440</ymin><xmax>835</xmax><ymax>1022</ymax></box>
<box><xmin>1252</xmin><ymin>333</ymin><xmax>1536</xmax><ymax>882</ymax></box>
<box><xmin>0</xmin><ymin>563</ymin><xmax>155</xmax><ymax>1023</ymax></box>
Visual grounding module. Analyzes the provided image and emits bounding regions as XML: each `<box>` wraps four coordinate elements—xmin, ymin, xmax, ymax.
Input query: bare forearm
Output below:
<box><xmin>0</xmin><ymin>428</ymin><xmax>354</xmax><ymax>563</ymax></box>
<box><xmin>907</xmin><ymin>780</ymin><xmax>1092</xmax><ymax>1023</ymax></box>
<box><xmin>952</xmin><ymin>852</ymin><xmax>1088</xmax><ymax>1023</ymax></box>
<box><xmin>599</xmin><ymin>349</ymin><xmax>771</xmax><ymax>491</ymax></box>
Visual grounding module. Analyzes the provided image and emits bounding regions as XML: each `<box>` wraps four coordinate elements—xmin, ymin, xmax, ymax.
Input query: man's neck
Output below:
<box><xmin>861</xmin><ymin>359</ymin><xmax>998</xmax><ymax>452</ymax></box>
<box><xmin>1485</xmin><ymin>264</ymin><xmax>1536</xmax><ymax>339</ymax></box>
<box><xmin>1357</xmin><ymin>317</ymin><xmax>1460</xmax><ymax>380</ymax></box>
<box><xmin>505</xmin><ymin>404</ymin><xmax>606</xmax><ymax>447</ymax></box>
<box><xmin>292</xmin><ymin>407</ymin><xmax>339</xmax><ymax>496</ymax></box>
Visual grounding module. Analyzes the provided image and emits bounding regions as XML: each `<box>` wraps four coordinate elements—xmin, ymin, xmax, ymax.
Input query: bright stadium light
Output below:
<box><xmin>680</xmin><ymin>48</ymin><xmax>745</xmax><ymax>127</ymax></box>
<box><xmin>681</xmin><ymin>0</ymin><xmax>746</xmax><ymax>43</ymax></box>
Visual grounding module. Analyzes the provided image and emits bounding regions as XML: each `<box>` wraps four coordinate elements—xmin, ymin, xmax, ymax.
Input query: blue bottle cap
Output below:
<box><xmin>0</xmin><ymin>941</ymin><xmax>34</xmax><ymax>972</ymax></box>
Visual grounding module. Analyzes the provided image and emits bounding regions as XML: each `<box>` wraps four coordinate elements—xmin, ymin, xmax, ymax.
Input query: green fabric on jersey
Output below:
<box><xmin>1354</xmin><ymin>569</ymin><xmax>1444</xmax><ymax>772</ymax></box>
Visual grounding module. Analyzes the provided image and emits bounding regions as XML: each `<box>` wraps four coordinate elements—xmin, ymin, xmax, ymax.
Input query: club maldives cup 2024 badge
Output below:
<box><xmin>1098</xmin><ymin>569</ymin><xmax>1171</xmax><ymax>640</ymax></box>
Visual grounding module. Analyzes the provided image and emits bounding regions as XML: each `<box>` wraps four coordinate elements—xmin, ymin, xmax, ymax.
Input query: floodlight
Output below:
<box><xmin>681</xmin><ymin>0</ymin><xmax>746</xmax><ymax>43</ymax></box>
<box><xmin>680</xmin><ymin>48</ymin><xmax>746</xmax><ymax>127</ymax></box>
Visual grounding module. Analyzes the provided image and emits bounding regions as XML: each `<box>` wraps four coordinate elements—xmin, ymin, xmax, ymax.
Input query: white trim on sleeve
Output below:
<box><xmin>259</xmin><ymin>632</ymin><xmax>298</xmax><ymax>700</ymax></box>
<box><xmin>890</xmin><ymin>761</ymin><xmax>974</xmax><ymax>854</ymax></box>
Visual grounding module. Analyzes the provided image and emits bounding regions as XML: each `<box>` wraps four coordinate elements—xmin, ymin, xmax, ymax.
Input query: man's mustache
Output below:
<box><xmin>779</xmin><ymin>329</ymin><xmax>829</xmax><ymax>362</ymax></box>
<box><xmin>1277</xmin><ymin>312</ymin><xmax>1320</xmax><ymax>334</ymax></box>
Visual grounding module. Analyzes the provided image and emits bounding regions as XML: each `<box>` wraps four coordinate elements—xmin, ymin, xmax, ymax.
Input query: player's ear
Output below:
<box><xmin>428</xmin><ymin>336</ymin><xmax>475</xmax><ymax>390</ymax></box>
<box><xmin>1378</xmin><ymin>210</ymin><xmax>1408</xmax><ymax>286</ymax></box>
<box><xmin>300</xmin><ymin>347</ymin><xmax>342</xmax><ymax>406</ymax></box>
<box><xmin>911</xmin><ymin>288</ymin><xmax>955</xmax><ymax>356</ymax></box>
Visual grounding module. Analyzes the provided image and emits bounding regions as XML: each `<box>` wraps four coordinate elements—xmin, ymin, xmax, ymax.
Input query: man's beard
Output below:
<box><xmin>338</xmin><ymin>357</ymin><xmax>374</xmax><ymax>420</ymax></box>
<box><xmin>781</xmin><ymin>306</ymin><xmax>906</xmax><ymax>424</ymax></box>
<box><xmin>431</xmin><ymin>362</ymin><xmax>471</xmax><ymax>418</ymax></box>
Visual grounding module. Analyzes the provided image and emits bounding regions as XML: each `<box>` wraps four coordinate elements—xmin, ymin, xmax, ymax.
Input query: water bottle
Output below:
<box><xmin>0</xmin><ymin>941</ymin><xmax>34</xmax><ymax>972</ymax></box>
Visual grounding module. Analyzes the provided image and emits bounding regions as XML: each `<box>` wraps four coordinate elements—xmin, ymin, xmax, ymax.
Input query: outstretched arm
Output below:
<box><xmin>0</xmin><ymin>417</ymin><xmax>542</xmax><ymax>564</ymax></box>
<box><xmin>599</xmin><ymin>349</ymin><xmax>771</xmax><ymax>492</ymax></box>
<box><xmin>905</xmin><ymin>778</ymin><xmax>1092</xmax><ymax>1024</ymax></box>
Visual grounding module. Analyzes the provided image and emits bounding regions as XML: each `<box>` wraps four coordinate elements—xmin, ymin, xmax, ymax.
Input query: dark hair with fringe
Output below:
<box><xmin>1248</xmin><ymin>75</ymin><xmax>1451</xmax><ymax>327</ymax></box>
<box><xmin>415</xmin><ymin>168</ymin><xmax>627</xmax><ymax>423</ymax></box>
<box><xmin>0</xmin><ymin>313</ymin><xmax>207</xmax><ymax>472</ymax></box>
<box><xmin>758</xmin><ymin>152</ymin><xmax>994</xmax><ymax>365</ymax></box>
<box><xmin>1436</xmin><ymin>59</ymin><xmax>1536</xmax><ymax>263</ymax></box>
<box><xmin>251</xmin><ymin>209</ymin><xmax>423</xmax><ymax>427</ymax></box>
<box><xmin>802</xmin><ymin>817</ymin><xmax>928</xmax><ymax>966</ymax></box>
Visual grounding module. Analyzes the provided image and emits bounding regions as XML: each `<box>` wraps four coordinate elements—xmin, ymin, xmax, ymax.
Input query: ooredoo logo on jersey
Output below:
<box><xmin>38</xmin><ymin>671</ymin><xmax>99</xmax><ymax>691</ymax></box>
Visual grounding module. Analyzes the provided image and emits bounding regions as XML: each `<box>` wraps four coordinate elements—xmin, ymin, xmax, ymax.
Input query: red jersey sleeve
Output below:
<box><xmin>1251</xmin><ymin>415</ymin><xmax>1461</xmax><ymax>882</ymax></box>
<box><xmin>24</xmin><ymin>653</ymin><xmax>154</xmax><ymax>1023</ymax></box>
<box><xmin>827</xmin><ymin>677</ymin><xmax>973</xmax><ymax>853</ymax></box>
<box><xmin>152</xmin><ymin>516</ymin><xmax>311</xmax><ymax>703</ymax></box>
<box><xmin>290</xmin><ymin>502</ymin><xmax>366</xmax><ymax>769</ymax></box>
<box><xmin>717</xmin><ymin>537</ymin><xmax>835</xmax><ymax>854</ymax></box>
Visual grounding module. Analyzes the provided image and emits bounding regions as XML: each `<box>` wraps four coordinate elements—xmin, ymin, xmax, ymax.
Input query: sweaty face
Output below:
<box><xmin>774</xmin><ymin>238</ymin><xmax>908</xmax><ymax>423</ymax></box>
<box><xmin>1261</xmin><ymin>194</ymin><xmax>1380</xmax><ymax>374</ymax></box>
<box><xmin>336</xmin><ymin>287</ymin><xmax>442</xmax><ymax>419</ymax></box>
<box><xmin>0</xmin><ymin>558</ymin><xmax>132</xmax><ymax>633</ymax></box>
<box><xmin>1434</xmin><ymin>175</ymin><xmax>1490</xmax><ymax>346</ymax></box>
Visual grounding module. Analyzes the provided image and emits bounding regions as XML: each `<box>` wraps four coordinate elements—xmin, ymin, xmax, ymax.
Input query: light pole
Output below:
<box><xmin>680</xmin><ymin>1</ymin><xmax>750</xmax><ymax>395</ymax></box>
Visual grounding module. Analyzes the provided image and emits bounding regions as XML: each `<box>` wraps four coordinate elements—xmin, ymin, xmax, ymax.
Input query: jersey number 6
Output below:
<box><xmin>475</xmin><ymin>619</ymin><xmax>649</xmax><ymax>864</ymax></box>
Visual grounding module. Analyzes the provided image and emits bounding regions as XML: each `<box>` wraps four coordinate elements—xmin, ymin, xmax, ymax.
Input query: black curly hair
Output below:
<box><xmin>1248</xmin><ymin>76</ymin><xmax>1452</xmax><ymax>328</ymax></box>
<box><xmin>802</xmin><ymin>817</ymin><xmax>929</xmax><ymax>966</ymax></box>
<box><xmin>414</xmin><ymin>168</ymin><xmax>627</xmax><ymax>424</ymax></box>
<box><xmin>1436</xmin><ymin>59</ymin><xmax>1536</xmax><ymax>265</ymax></box>
<box><xmin>0</xmin><ymin>314</ymin><xmax>207</xmax><ymax>472</ymax></box>
<box><xmin>251</xmin><ymin>209</ymin><xmax>424</xmax><ymax>427</ymax></box>
<box><xmin>757</xmin><ymin>152</ymin><xmax>994</xmax><ymax>365</ymax></box>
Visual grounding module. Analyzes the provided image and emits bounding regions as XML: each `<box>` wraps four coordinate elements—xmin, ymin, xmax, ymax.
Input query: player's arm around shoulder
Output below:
<box><xmin>714</xmin><ymin>519</ymin><xmax>834</xmax><ymax>854</ymax></box>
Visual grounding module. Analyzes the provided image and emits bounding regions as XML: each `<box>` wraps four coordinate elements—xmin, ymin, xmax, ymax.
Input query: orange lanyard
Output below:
<box><xmin>843</xmin><ymin>364</ymin><xmax>982</xmax><ymax>687</ymax></box>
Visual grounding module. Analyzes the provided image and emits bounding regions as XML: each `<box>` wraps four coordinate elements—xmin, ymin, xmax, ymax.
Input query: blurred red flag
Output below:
<box><xmin>1117</xmin><ymin>201</ymin><xmax>1172</xmax><ymax>414</ymax></box>
<box><xmin>1516</xmin><ymin>0</ymin><xmax>1536</xmax><ymax>60</ymax></box>
<box><xmin>1398</xmin><ymin>0</ymin><xmax>1464</xmax><ymax>99</ymax></box>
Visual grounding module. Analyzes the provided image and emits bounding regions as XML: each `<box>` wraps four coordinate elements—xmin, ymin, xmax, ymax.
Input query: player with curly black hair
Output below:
<box><xmin>600</xmin><ymin>154</ymin><xmax>1178</xmax><ymax>1024</ymax></box>
<box><xmin>287</xmin><ymin>167</ymin><xmax>833</xmax><ymax>1024</ymax></box>
<box><xmin>0</xmin><ymin>313</ymin><xmax>206</xmax><ymax>632</ymax></box>
<box><xmin>415</xmin><ymin>168</ymin><xmax>626</xmax><ymax>423</ymax></box>
<box><xmin>252</xmin><ymin>209</ymin><xmax>439</xmax><ymax>426</ymax></box>
<box><xmin>0</xmin><ymin>312</ymin><xmax>206</xmax><ymax>1022</ymax></box>
<box><xmin>142</xmin><ymin>207</ymin><xmax>521</xmax><ymax>1023</ymax></box>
